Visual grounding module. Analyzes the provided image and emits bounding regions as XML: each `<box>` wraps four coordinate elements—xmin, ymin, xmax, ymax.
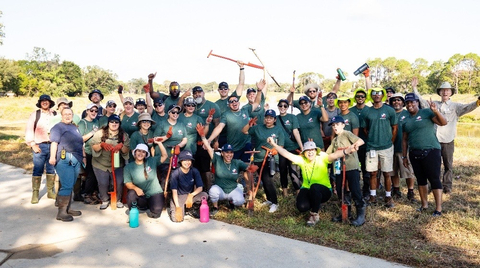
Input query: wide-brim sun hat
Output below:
<box><xmin>88</xmin><ymin>89</ymin><xmax>104</xmax><ymax>101</ymax></box>
<box><xmin>388</xmin><ymin>93</ymin><xmax>405</xmax><ymax>107</ymax></box>
<box><xmin>334</xmin><ymin>95</ymin><xmax>354</xmax><ymax>108</ymax></box>
<box><xmin>137</xmin><ymin>113</ymin><xmax>156</xmax><ymax>126</ymax></box>
<box><xmin>56</xmin><ymin>97</ymin><xmax>73</xmax><ymax>109</ymax></box>
<box><xmin>303</xmin><ymin>83</ymin><xmax>320</xmax><ymax>94</ymax></box>
<box><xmin>301</xmin><ymin>141</ymin><xmax>321</xmax><ymax>154</ymax></box>
<box><xmin>178</xmin><ymin>150</ymin><xmax>195</xmax><ymax>162</ymax></box>
<box><xmin>368</xmin><ymin>88</ymin><xmax>387</xmax><ymax>103</ymax></box>
<box><xmin>132</xmin><ymin>144</ymin><xmax>150</xmax><ymax>158</ymax></box>
<box><xmin>352</xmin><ymin>88</ymin><xmax>368</xmax><ymax>104</ymax></box>
<box><xmin>36</xmin><ymin>95</ymin><xmax>55</xmax><ymax>108</ymax></box>
<box><xmin>436</xmin><ymin>82</ymin><xmax>455</xmax><ymax>96</ymax></box>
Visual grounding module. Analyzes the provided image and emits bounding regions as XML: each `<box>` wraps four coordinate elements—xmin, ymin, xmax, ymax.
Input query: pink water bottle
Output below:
<box><xmin>199</xmin><ymin>196</ymin><xmax>209</xmax><ymax>223</ymax></box>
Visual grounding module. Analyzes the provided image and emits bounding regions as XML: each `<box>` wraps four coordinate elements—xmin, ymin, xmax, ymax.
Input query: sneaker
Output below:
<box><xmin>407</xmin><ymin>190</ymin><xmax>415</xmax><ymax>202</ymax></box>
<box><xmin>116</xmin><ymin>201</ymin><xmax>124</xmax><ymax>208</ymax></box>
<box><xmin>443</xmin><ymin>188</ymin><xmax>451</xmax><ymax>194</ymax></box>
<box><xmin>392</xmin><ymin>188</ymin><xmax>402</xmax><ymax>199</ymax></box>
<box><xmin>210</xmin><ymin>207</ymin><xmax>219</xmax><ymax>217</ymax></box>
<box><xmin>268</xmin><ymin>204</ymin><xmax>278</xmax><ymax>213</ymax></box>
<box><xmin>367</xmin><ymin>195</ymin><xmax>377</xmax><ymax>206</ymax></box>
<box><xmin>432</xmin><ymin>210</ymin><xmax>442</xmax><ymax>217</ymax></box>
<box><xmin>99</xmin><ymin>201</ymin><xmax>110</xmax><ymax>210</ymax></box>
<box><xmin>125</xmin><ymin>209</ymin><xmax>130</xmax><ymax>215</ymax></box>
<box><xmin>262</xmin><ymin>200</ymin><xmax>273</xmax><ymax>207</ymax></box>
<box><xmin>416</xmin><ymin>206</ymin><xmax>428</xmax><ymax>212</ymax></box>
<box><xmin>307</xmin><ymin>212</ymin><xmax>319</xmax><ymax>226</ymax></box>
<box><xmin>146</xmin><ymin>210</ymin><xmax>160</xmax><ymax>218</ymax></box>
<box><xmin>384</xmin><ymin>196</ymin><xmax>394</xmax><ymax>208</ymax></box>
<box><xmin>187</xmin><ymin>209</ymin><xmax>200</xmax><ymax>219</ymax></box>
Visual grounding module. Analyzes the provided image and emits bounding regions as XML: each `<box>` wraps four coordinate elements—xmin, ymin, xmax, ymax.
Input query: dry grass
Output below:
<box><xmin>1</xmin><ymin>95</ymin><xmax>479</xmax><ymax>267</ymax></box>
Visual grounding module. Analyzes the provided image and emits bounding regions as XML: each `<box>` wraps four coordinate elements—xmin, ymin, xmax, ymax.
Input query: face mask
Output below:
<box><xmin>195</xmin><ymin>97</ymin><xmax>203</xmax><ymax>104</ymax></box>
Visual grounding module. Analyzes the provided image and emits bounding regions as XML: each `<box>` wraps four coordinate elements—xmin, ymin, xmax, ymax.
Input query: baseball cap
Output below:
<box><xmin>404</xmin><ymin>93</ymin><xmax>419</xmax><ymax>102</ymax></box>
<box><xmin>220</xmin><ymin>144</ymin><xmax>234</xmax><ymax>152</ymax></box>
<box><xmin>264</xmin><ymin>109</ymin><xmax>276</xmax><ymax>118</ymax></box>
<box><xmin>328</xmin><ymin>115</ymin><xmax>345</xmax><ymax>126</ymax></box>
<box><xmin>219</xmin><ymin>82</ymin><xmax>229</xmax><ymax>89</ymax></box>
<box><xmin>246</xmin><ymin>88</ymin><xmax>256</xmax><ymax>94</ymax></box>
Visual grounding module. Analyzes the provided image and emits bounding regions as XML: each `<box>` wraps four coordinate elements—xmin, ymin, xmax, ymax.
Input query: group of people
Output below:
<box><xmin>25</xmin><ymin>63</ymin><xmax>480</xmax><ymax>226</ymax></box>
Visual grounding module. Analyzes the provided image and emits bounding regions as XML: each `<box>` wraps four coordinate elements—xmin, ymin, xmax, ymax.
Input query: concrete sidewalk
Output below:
<box><xmin>0</xmin><ymin>163</ymin><xmax>408</xmax><ymax>268</ymax></box>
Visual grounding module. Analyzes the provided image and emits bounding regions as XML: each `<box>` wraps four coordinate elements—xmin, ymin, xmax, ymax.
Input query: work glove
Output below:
<box><xmin>117</xmin><ymin>85</ymin><xmax>123</xmax><ymax>94</ymax></box>
<box><xmin>112</xmin><ymin>143</ymin><xmax>123</xmax><ymax>153</ymax></box>
<box><xmin>143</xmin><ymin>83</ymin><xmax>150</xmax><ymax>93</ymax></box>
<box><xmin>363</xmin><ymin>68</ymin><xmax>370</xmax><ymax>78</ymax></box>
<box><xmin>166</xmin><ymin>126</ymin><xmax>173</xmax><ymax>139</ymax></box>
<box><xmin>100</xmin><ymin>142</ymin><xmax>114</xmax><ymax>152</ymax></box>
<box><xmin>246</xmin><ymin>164</ymin><xmax>259</xmax><ymax>173</ymax></box>
<box><xmin>205</xmin><ymin>108</ymin><xmax>215</xmax><ymax>124</ymax></box>
<box><xmin>185</xmin><ymin>194</ymin><xmax>194</xmax><ymax>209</ymax></box>
<box><xmin>248</xmin><ymin>117</ymin><xmax>258</xmax><ymax>127</ymax></box>
<box><xmin>270</xmin><ymin>148</ymin><xmax>278</xmax><ymax>156</ymax></box>
<box><xmin>175</xmin><ymin>207</ymin><xmax>183</xmax><ymax>222</ymax></box>
<box><xmin>148</xmin><ymin>137</ymin><xmax>164</xmax><ymax>143</ymax></box>
<box><xmin>196</xmin><ymin>123</ymin><xmax>205</xmax><ymax>138</ymax></box>
<box><xmin>174</xmin><ymin>145</ymin><xmax>181</xmax><ymax>155</ymax></box>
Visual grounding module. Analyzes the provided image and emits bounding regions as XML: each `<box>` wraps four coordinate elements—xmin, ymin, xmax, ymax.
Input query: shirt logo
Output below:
<box><xmin>308</xmin><ymin>117</ymin><xmax>313</xmax><ymax>122</ymax></box>
<box><xmin>380</xmin><ymin>113</ymin><xmax>387</xmax><ymax>119</ymax></box>
<box><xmin>345</xmin><ymin>119</ymin><xmax>350</xmax><ymax>125</ymax></box>
<box><xmin>285</xmin><ymin>120</ymin><xmax>291</xmax><ymax>125</ymax></box>
<box><xmin>415</xmin><ymin>116</ymin><xmax>422</xmax><ymax>121</ymax></box>
<box><xmin>187</xmin><ymin>122</ymin><xmax>193</xmax><ymax>128</ymax></box>
<box><xmin>400</xmin><ymin>116</ymin><xmax>406</xmax><ymax>121</ymax></box>
<box><xmin>232</xmin><ymin>168</ymin><xmax>238</xmax><ymax>174</ymax></box>
<box><xmin>177</xmin><ymin>130</ymin><xmax>183</xmax><ymax>135</ymax></box>
<box><xmin>146</xmin><ymin>166</ymin><xmax>152</xmax><ymax>173</ymax></box>
<box><xmin>242</xmin><ymin>114</ymin><xmax>247</xmax><ymax>119</ymax></box>
<box><xmin>200</xmin><ymin>108</ymin><xmax>206</xmax><ymax>114</ymax></box>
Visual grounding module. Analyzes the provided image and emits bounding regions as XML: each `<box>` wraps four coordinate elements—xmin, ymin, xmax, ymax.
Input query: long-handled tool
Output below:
<box><xmin>245</xmin><ymin>150</ymin><xmax>260</xmax><ymax>217</ymax></box>
<box><xmin>253</xmin><ymin>146</ymin><xmax>278</xmax><ymax>198</ymax></box>
<box><xmin>163</xmin><ymin>147</ymin><xmax>175</xmax><ymax>198</ymax></box>
<box><xmin>341</xmin><ymin>153</ymin><xmax>347</xmax><ymax>223</ymax></box>
<box><xmin>109</xmin><ymin>152</ymin><xmax>117</xmax><ymax>210</ymax></box>
<box><xmin>291</xmin><ymin>70</ymin><xmax>296</xmax><ymax>114</ymax></box>
<box><xmin>248</xmin><ymin>48</ymin><xmax>281</xmax><ymax>88</ymax></box>
<box><xmin>207</xmin><ymin>50</ymin><xmax>264</xmax><ymax>69</ymax></box>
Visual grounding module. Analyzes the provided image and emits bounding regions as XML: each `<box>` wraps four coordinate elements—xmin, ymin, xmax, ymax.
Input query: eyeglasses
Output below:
<box><xmin>278</xmin><ymin>104</ymin><xmax>288</xmax><ymax>108</ymax></box>
<box><xmin>219</xmin><ymin>87</ymin><xmax>228</xmax><ymax>91</ymax></box>
<box><xmin>170</xmin><ymin>111</ymin><xmax>180</xmax><ymax>114</ymax></box>
<box><xmin>392</xmin><ymin>98</ymin><xmax>403</xmax><ymax>102</ymax></box>
<box><xmin>89</xmin><ymin>109</ymin><xmax>98</xmax><ymax>113</ymax></box>
<box><xmin>299</xmin><ymin>101</ymin><xmax>309</xmax><ymax>105</ymax></box>
<box><xmin>229</xmin><ymin>99</ymin><xmax>239</xmax><ymax>104</ymax></box>
<box><xmin>371</xmin><ymin>91</ymin><xmax>383</xmax><ymax>96</ymax></box>
<box><xmin>355</xmin><ymin>95</ymin><xmax>366</xmax><ymax>98</ymax></box>
<box><xmin>110</xmin><ymin>121</ymin><xmax>120</xmax><ymax>124</ymax></box>
<box><xmin>107</xmin><ymin>104</ymin><xmax>117</xmax><ymax>108</ymax></box>
<box><xmin>307</xmin><ymin>90</ymin><xmax>317</xmax><ymax>94</ymax></box>
<box><xmin>154</xmin><ymin>104</ymin><xmax>163</xmax><ymax>108</ymax></box>
<box><xmin>140</xmin><ymin>120</ymin><xmax>151</xmax><ymax>124</ymax></box>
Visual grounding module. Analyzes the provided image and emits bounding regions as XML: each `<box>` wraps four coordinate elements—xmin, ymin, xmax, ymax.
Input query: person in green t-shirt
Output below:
<box><xmin>326</xmin><ymin>116</ymin><xmax>366</xmax><ymax>227</ymax></box>
<box><xmin>124</xmin><ymin>142</ymin><xmax>168</xmax><ymax>219</ymax></box>
<box><xmin>119</xmin><ymin>96</ymin><xmax>140</xmax><ymax>138</ymax></box>
<box><xmin>295</xmin><ymin>95</ymin><xmax>329</xmax><ymax>149</ymax></box>
<box><xmin>177</xmin><ymin>97</ymin><xmax>206</xmax><ymax>155</ymax></box>
<box><xmin>402</xmin><ymin>93</ymin><xmax>447</xmax><ymax>217</ymax></box>
<box><xmin>268</xmin><ymin>138</ymin><xmax>356</xmax><ymax>227</ymax></box>
<box><xmin>129</xmin><ymin>113</ymin><xmax>156</xmax><ymax>160</ymax></box>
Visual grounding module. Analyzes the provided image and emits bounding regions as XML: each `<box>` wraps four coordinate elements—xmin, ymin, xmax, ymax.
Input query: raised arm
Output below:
<box><xmin>197</xmin><ymin>124</ymin><xmax>214</xmax><ymax>159</ymax></box>
<box><xmin>428</xmin><ymin>99</ymin><xmax>447</xmax><ymax>126</ymax></box>
<box><xmin>267</xmin><ymin>137</ymin><xmax>297</xmax><ymax>162</ymax></box>
<box><xmin>207</xmin><ymin>122</ymin><xmax>225</xmax><ymax>143</ymax></box>
<box><xmin>234</xmin><ymin>61</ymin><xmax>245</xmax><ymax>97</ymax></box>
<box><xmin>155</xmin><ymin>139</ymin><xmax>168</xmax><ymax>164</ymax></box>
<box><xmin>412</xmin><ymin>77</ymin><xmax>429</xmax><ymax>109</ymax></box>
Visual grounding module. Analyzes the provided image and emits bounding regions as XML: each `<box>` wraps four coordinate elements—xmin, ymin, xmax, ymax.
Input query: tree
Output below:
<box><xmin>59</xmin><ymin>61</ymin><xmax>85</xmax><ymax>96</ymax></box>
<box><xmin>297</xmin><ymin>72</ymin><xmax>324</xmax><ymax>93</ymax></box>
<box><xmin>83</xmin><ymin>65</ymin><xmax>118</xmax><ymax>95</ymax></box>
<box><xmin>0</xmin><ymin>58</ymin><xmax>20</xmax><ymax>92</ymax></box>
<box><xmin>0</xmin><ymin>11</ymin><xmax>5</xmax><ymax>45</ymax></box>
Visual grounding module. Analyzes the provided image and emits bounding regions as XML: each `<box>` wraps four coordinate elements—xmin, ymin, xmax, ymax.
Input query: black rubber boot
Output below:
<box><xmin>56</xmin><ymin>195</ymin><xmax>74</xmax><ymax>222</ymax></box>
<box><xmin>351</xmin><ymin>205</ymin><xmax>366</xmax><ymax>227</ymax></box>
<box><xmin>67</xmin><ymin>193</ymin><xmax>82</xmax><ymax>216</ymax></box>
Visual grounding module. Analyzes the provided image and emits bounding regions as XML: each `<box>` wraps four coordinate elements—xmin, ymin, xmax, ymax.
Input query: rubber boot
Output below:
<box><xmin>46</xmin><ymin>174</ymin><xmax>56</xmax><ymax>199</ymax></box>
<box><xmin>67</xmin><ymin>193</ymin><xmax>82</xmax><ymax>216</ymax></box>
<box><xmin>332</xmin><ymin>205</ymin><xmax>351</xmax><ymax>222</ymax></box>
<box><xmin>56</xmin><ymin>195</ymin><xmax>74</xmax><ymax>222</ymax></box>
<box><xmin>351</xmin><ymin>205</ymin><xmax>366</xmax><ymax>227</ymax></box>
<box><xmin>31</xmin><ymin>176</ymin><xmax>42</xmax><ymax>204</ymax></box>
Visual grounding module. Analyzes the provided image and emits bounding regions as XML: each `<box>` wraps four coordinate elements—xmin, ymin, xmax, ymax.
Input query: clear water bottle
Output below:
<box><xmin>199</xmin><ymin>196</ymin><xmax>209</xmax><ymax>223</ymax></box>
<box><xmin>334</xmin><ymin>159</ymin><xmax>341</xmax><ymax>175</ymax></box>
<box><xmin>269</xmin><ymin>155</ymin><xmax>276</xmax><ymax>176</ymax></box>
<box><xmin>129</xmin><ymin>202</ymin><xmax>139</xmax><ymax>228</ymax></box>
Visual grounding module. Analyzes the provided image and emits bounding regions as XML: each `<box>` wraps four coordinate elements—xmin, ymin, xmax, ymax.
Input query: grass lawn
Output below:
<box><xmin>1</xmin><ymin>93</ymin><xmax>479</xmax><ymax>267</ymax></box>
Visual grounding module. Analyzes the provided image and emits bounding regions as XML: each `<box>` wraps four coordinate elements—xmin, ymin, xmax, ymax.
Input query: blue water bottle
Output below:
<box><xmin>129</xmin><ymin>202</ymin><xmax>139</xmax><ymax>228</ymax></box>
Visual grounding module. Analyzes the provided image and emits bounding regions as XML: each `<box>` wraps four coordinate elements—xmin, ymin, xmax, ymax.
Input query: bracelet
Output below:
<box><xmin>343</xmin><ymin>149</ymin><xmax>347</xmax><ymax>156</ymax></box>
<box><xmin>240</xmin><ymin>68</ymin><xmax>245</xmax><ymax>70</ymax></box>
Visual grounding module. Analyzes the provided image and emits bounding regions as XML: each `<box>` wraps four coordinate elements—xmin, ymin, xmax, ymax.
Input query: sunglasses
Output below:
<box><xmin>154</xmin><ymin>104</ymin><xmax>163</xmax><ymax>108</ymax></box>
<box><xmin>219</xmin><ymin>87</ymin><xmax>228</xmax><ymax>91</ymax></box>
<box><xmin>89</xmin><ymin>109</ymin><xmax>98</xmax><ymax>113</ymax></box>
<box><xmin>278</xmin><ymin>104</ymin><xmax>288</xmax><ymax>108</ymax></box>
<box><xmin>299</xmin><ymin>101</ymin><xmax>309</xmax><ymax>105</ymax></box>
<box><xmin>170</xmin><ymin>86</ymin><xmax>179</xmax><ymax>90</ymax></box>
<box><xmin>229</xmin><ymin>99</ymin><xmax>239</xmax><ymax>104</ymax></box>
<box><xmin>185</xmin><ymin>104</ymin><xmax>196</xmax><ymax>107</ymax></box>
<box><xmin>140</xmin><ymin>120</ymin><xmax>151</xmax><ymax>124</ymax></box>
<box><xmin>170</xmin><ymin>111</ymin><xmax>180</xmax><ymax>114</ymax></box>
<box><xmin>371</xmin><ymin>91</ymin><xmax>383</xmax><ymax>96</ymax></box>
<box><xmin>355</xmin><ymin>95</ymin><xmax>366</xmax><ymax>98</ymax></box>
<box><xmin>110</xmin><ymin>121</ymin><xmax>120</xmax><ymax>124</ymax></box>
<box><xmin>307</xmin><ymin>90</ymin><xmax>317</xmax><ymax>94</ymax></box>
<box><xmin>107</xmin><ymin>104</ymin><xmax>117</xmax><ymax>108</ymax></box>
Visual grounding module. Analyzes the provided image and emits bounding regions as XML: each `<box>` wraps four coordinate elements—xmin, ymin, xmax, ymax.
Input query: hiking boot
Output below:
<box><xmin>210</xmin><ymin>207</ymin><xmax>219</xmax><ymax>217</ymax></box>
<box><xmin>384</xmin><ymin>196</ymin><xmax>395</xmax><ymax>208</ymax></box>
<box><xmin>67</xmin><ymin>194</ymin><xmax>82</xmax><ymax>217</ymax></box>
<box><xmin>306</xmin><ymin>212</ymin><xmax>319</xmax><ymax>226</ymax></box>
<box><xmin>187</xmin><ymin>209</ymin><xmax>200</xmax><ymax>219</ymax></box>
<box><xmin>268</xmin><ymin>204</ymin><xmax>278</xmax><ymax>213</ymax></box>
<box><xmin>46</xmin><ymin>174</ymin><xmax>57</xmax><ymax>199</ymax></box>
<box><xmin>367</xmin><ymin>195</ymin><xmax>377</xmax><ymax>206</ymax></box>
<box><xmin>407</xmin><ymin>190</ymin><xmax>415</xmax><ymax>202</ymax></box>
<box><xmin>392</xmin><ymin>188</ymin><xmax>402</xmax><ymax>199</ymax></box>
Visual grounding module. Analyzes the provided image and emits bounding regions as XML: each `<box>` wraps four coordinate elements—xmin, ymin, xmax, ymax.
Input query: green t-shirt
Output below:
<box><xmin>219</xmin><ymin>106</ymin><xmax>251</xmax><ymax>151</ymax></box>
<box><xmin>77</xmin><ymin>118</ymin><xmax>99</xmax><ymax>155</ymax></box>
<box><xmin>394</xmin><ymin>109</ymin><xmax>409</xmax><ymax>152</ymax></box>
<box><xmin>349</xmin><ymin>106</ymin><xmax>370</xmax><ymax>141</ymax></box>
<box><xmin>248</xmin><ymin>124</ymin><xmax>285</xmax><ymax>163</ymax></box>
<box><xmin>296</xmin><ymin>109</ymin><xmax>325</xmax><ymax>149</ymax></box>
<box><xmin>194</xmin><ymin>100</ymin><xmax>221</xmax><ymax>137</ymax></box>
<box><xmin>153</xmin><ymin>120</ymin><xmax>187</xmax><ymax>158</ymax></box>
<box><xmin>215</xmin><ymin>91</ymin><xmax>238</xmax><ymax>115</ymax></box>
<box><xmin>130</xmin><ymin>130</ymin><xmax>155</xmax><ymax>154</ymax></box>
<box><xmin>121</xmin><ymin>112</ymin><xmax>140</xmax><ymax>138</ymax></box>
<box><xmin>123</xmin><ymin>156</ymin><xmax>164</xmax><ymax>197</ymax></box>
<box><xmin>164</xmin><ymin>96</ymin><xmax>180</xmax><ymax>113</ymax></box>
<box><xmin>291</xmin><ymin>152</ymin><xmax>331</xmax><ymax>189</ymax></box>
<box><xmin>242</xmin><ymin>92</ymin><xmax>265</xmax><ymax>122</ymax></box>
<box><xmin>178</xmin><ymin>113</ymin><xmax>204</xmax><ymax>155</ymax></box>
<box><xmin>326</xmin><ymin>131</ymin><xmax>360</xmax><ymax>171</ymax></box>
<box><xmin>339</xmin><ymin>111</ymin><xmax>360</xmax><ymax>133</ymax></box>
<box><xmin>360</xmin><ymin>104</ymin><xmax>397</xmax><ymax>151</ymax></box>
<box><xmin>51</xmin><ymin>113</ymin><xmax>81</xmax><ymax>127</ymax></box>
<box><xmin>277</xmin><ymin>114</ymin><xmax>300</xmax><ymax>151</ymax></box>
<box><xmin>212</xmin><ymin>154</ymin><xmax>248</xmax><ymax>194</ymax></box>
<box><xmin>150</xmin><ymin>112</ymin><xmax>167</xmax><ymax>131</ymax></box>
<box><xmin>402</xmin><ymin>109</ymin><xmax>440</xmax><ymax>150</ymax></box>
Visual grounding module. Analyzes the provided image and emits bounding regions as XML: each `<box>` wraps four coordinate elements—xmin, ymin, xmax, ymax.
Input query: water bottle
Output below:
<box><xmin>199</xmin><ymin>196</ymin><xmax>209</xmax><ymax>223</ymax></box>
<box><xmin>337</xmin><ymin>68</ymin><xmax>346</xmax><ymax>81</ymax></box>
<box><xmin>129</xmin><ymin>202</ymin><xmax>139</xmax><ymax>228</ymax></box>
<box><xmin>354</xmin><ymin>63</ymin><xmax>369</xmax><ymax>76</ymax></box>
<box><xmin>269</xmin><ymin>155</ymin><xmax>276</xmax><ymax>176</ymax></box>
<box><xmin>172</xmin><ymin>154</ymin><xmax>178</xmax><ymax>169</ymax></box>
<box><xmin>334</xmin><ymin>159</ymin><xmax>341</xmax><ymax>175</ymax></box>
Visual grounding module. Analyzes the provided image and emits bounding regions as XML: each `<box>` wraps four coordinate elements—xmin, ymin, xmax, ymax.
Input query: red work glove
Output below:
<box><xmin>248</xmin><ymin>117</ymin><xmax>258</xmax><ymax>127</ymax></box>
<box><xmin>174</xmin><ymin>145</ymin><xmax>181</xmax><ymax>155</ymax></box>
<box><xmin>100</xmin><ymin>142</ymin><xmax>114</xmax><ymax>152</ymax></box>
<box><xmin>205</xmin><ymin>108</ymin><xmax>215</xmax><ymax>124</ymax></box>
<box><xmin>117</xmin><ymin>85</ymin><xmax>123</xmax><ymax>94</ymax></box>
<box><xmin>336</xmin><ymin>75</ymin><xmax>340</xmax><ymax>80</ymax></box>
<box><xmin>270</xmin><ymin>148</ymin><xmax>278</xmax><ymax>156</ymax></box>
<box><xmin>143</xmin><ymin>83</ymin><xmax>150</xmax><ymax>93</ymax></box>
<box><xmin>112</xmin><ymin>143</ymin><xmax>123</xmax><ymax>153</ymax></box>
<box><xmin>246</xmin><ymin>165</ymin><xmax>259</xmax><ymax>173</ymax></box>
<box><xmin>166</xmin><ymin>126</ymin><xmax>173</xmax><ymax>139</ymax></box>
<box><xmin>196</xmin><ymin>123</ymin><xmax>205</xmax><ymax>138</ymax></box>
<box><xmin>363</xmin><ymin>68</ymin><xmax>370</xmax><ymax>78</ymax></box>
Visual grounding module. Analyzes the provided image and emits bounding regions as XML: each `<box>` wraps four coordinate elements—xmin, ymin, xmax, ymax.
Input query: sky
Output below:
<box><xmin>1</xmin><ymin>0</ymin><xmax>479</xmax><ymax>86</ymax></box>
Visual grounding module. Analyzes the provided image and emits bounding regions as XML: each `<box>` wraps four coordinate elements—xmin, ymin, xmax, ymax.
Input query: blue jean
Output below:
<box><xmin>33</xmin><ymin>143</ymin><xmax>56</xmax><ymax>176</ymax></box>
<box><xmin>55</xmin><ymin>154</ymin><xmax>81</xmax><ymax>196</ymax></box>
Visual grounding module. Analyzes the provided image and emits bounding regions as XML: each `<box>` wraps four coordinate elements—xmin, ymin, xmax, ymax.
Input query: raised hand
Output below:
<box><xmin>363</xmin><ymin>68</ymin><xmax>370</xmax><ymax>78</ymax></box>
<box><xmin>248</xmin><ymin>117</ymin><xmax>258</xmax><ymax>127</ymax></box>
<box><xmin>148</xmin><ymin>72</ymin><xmax>156</xmax><ymax>81</ymax></box>
<box><xmin>428</xmin><ymin>98</ymin><xmax>438</xmax><ymax>112</ymax></box>
<box><xmin>412</xmin><ymin>77</ymin><xmax>418</xmax><ymax>89</ymax></box>
<box><xmin>143</xmin><ymin>83</ymin><xmax>150</xmax><ymax>93</ymax></box>
<box><xmin>196</xmin><ymin>123</ymin><xmax>205</xmax><ymax>137</ymax></box>
<box><xmin>206</xmin><ymin>108</ymin><xmax>215</xmax><ymax>124</ymax></box>
<box><xmin>256</xmin><ymin>79</ymin><xmax>266</xmax><ymax>91</ymax></box>
<box><xmin>117</xmin><ymin>85</ymin><xmax>124</xmax><ymax>94</ymax></box>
